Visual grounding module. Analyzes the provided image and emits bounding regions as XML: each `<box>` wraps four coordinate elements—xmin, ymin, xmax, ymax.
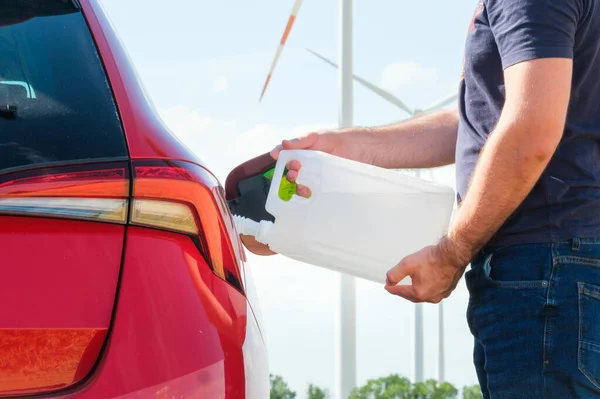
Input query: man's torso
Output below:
<box><xmin>456</xmin><ymin>0</ymin><xmax>600</xmax><ymax>246</ymax></box>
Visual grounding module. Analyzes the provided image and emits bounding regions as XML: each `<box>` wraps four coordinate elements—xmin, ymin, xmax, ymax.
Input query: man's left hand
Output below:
<box><xmin>384</xmin><ymin>237</ymin><xmax>472</xmax><ymax>303</ymax></box>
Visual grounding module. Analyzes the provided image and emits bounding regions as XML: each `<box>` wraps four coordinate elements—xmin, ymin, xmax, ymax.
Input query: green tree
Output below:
<box><xmin>349</xmin><ymin>375</ymin><xmax>458</xmax><ymax>399</ymax></box>
<box><xmin>435</xmin><ymin>382</ymin><xmax>460</xmax><ymax>399</ymax></box>
<box><xmin>270</xmin><ymin>374</ymin><xmax>296</xmax><ymax>399</ymax></box>
<box><xmin>461</xmin><ymin>385</ymin><xmax>483</xmax><ymax>399</ymax></box>
<box><xmin>349</xmin><ymin>374</ymin><xmax>412</xmax><ymax>399</ymax></box>
<box><xmin>411</xmin><ymin>380</ymin><xmax>458</xmax><ymax>399</ymax></box>
<box><xmin>307</xmin><ymin>383</ymin><xmax>329</xmax><ymax>399</ymax></box>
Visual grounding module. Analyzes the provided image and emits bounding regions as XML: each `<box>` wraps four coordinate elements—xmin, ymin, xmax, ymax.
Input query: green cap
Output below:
<box><xmin>263</xmin><ymin>167</ymin><xmax>307</xmax><ymax>201</ymax></box>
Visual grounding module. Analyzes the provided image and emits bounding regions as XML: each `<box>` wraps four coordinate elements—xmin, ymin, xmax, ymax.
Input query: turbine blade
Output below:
<box><xmin>305</xmin><ymin>48</ymin><xmax>414</xmax><ymax>116</ymax></box>
<box><xmin>259</xmin><ymin>0</ymin><xmax>304</xmax><ymax>102</ymax></box>
<box><xmin>422</xmin><ymin>93</ymin><xmax>458</xmax><ymax>113</ymax></box>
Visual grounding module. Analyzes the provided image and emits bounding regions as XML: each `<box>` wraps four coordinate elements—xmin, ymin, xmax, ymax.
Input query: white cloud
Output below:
<box><xmin>381</xmin><ymin>61</ymin><xmax>439</xmax><ymax>91</ymax></box>
<box><xmin>158</xmin><ymin>105</ymin><xmax>333</xmax><ymax>180</ymax></box>
<box><xmin>212</xmin><ymin>76</ymin><xmax>230</xmax><ymax>93</ymax></box>
<box><xmin>157</xmin><ymin>106</ymin><xmax>234</xmax><ymax>176</ymax></box>
<box><xmin>234</xmin><ymin>122</ymin><xmax>335</xmax><ymax>162</ymax></box>
<box><xmin>160</xmin><ymin>105</ymin><xmax>234</xmax><ymax>134</ymax></box>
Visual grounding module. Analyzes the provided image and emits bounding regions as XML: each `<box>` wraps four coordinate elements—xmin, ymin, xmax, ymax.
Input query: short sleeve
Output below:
<box><xmin>486</xmin><ymin>0</ymin><xmax>581</xmax><ymax>69</ymax></box>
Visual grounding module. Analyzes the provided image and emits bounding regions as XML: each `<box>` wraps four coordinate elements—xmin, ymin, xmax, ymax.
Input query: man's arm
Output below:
<box><xmin>273</xmin><ymin>107</ymin><xmax>459</xmax><ymax>174</ymax></box>
<box><xmin>446</xmin><ymin>57</ymin><xmax>572</xmax><ymax>261</ymax></box>
<box><xmin>385</xmin><ymin>57</ymin><xmax>572</xmax><ymax>303</ymax></box>
<box><xmin>361</xmin><ymin>107</ymin><xmax>459</xmax><ymax>169</ymax></box>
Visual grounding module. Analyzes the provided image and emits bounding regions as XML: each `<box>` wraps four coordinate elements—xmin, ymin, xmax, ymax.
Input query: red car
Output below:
<box><xmin>0</xmin><ymin>0</ymin><xmax>268</xmax><ymax>397</ymax></box>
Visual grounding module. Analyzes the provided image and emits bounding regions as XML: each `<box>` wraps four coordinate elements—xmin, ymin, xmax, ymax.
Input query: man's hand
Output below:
<box><xmin>385</xmin><ymin>57</ymin><xmax>572</xmax><ymax>302</ymax></box>
<box><xmin>270</xmin><ymin>130</ymin><xmax>347</xmax><ymax>162</ymax></box>
<box><xmin>270</xmin><ymin>131</ymin><xmax>345</xmax><ymax>198</ymax></box>
<box><xmin>384</xmin><ymin>236</ymin><xmax>472</xmax><ymax>303</ymax></box>
<box><xmin>270</xmin><ymin>128</ymin><xmax>376</xmax><ymax>198</ymax></box>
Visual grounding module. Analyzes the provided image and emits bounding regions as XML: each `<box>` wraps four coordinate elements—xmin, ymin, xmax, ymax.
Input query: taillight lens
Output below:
<box><xmin>0</xmin><ymin>162</ymin><xmax>129</xmax><ymax>223</ymax></box>
<box><xmin>0</xmin><ymin>197</ymin><xmax>128</xmax><ymax>223</ymax></box>
<box><xmin>132</xmin><ymin>160</ymin><xmax>244</xmax><ymax>293</ymax></box>
<box><xmin>131</xmin><ymin>199</ymin><xmax>198</xmax><ymax>234</ymax></box>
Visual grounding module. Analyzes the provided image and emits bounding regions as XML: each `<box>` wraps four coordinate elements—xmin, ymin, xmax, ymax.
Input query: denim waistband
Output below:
<box><xmin>478</xmin><ymin>237</ymin><xmax>600</xmax><ymax>259</ymax></box>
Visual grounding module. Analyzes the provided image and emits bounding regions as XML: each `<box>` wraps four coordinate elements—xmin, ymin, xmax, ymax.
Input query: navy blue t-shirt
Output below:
<box><xmin>456</xmin><ymin>0</ymin><xmax>600</xmax><ymax>246</ymax></box>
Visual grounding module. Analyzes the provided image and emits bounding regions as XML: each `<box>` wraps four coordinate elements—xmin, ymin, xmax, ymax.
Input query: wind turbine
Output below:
<box><xmin>259</xmin><ymin>1</ymin><xmax>357</xmax><ymax>398</ymax></box>
<box><xmin>305</xmin><ymin>48</ymin><xmax>457</xmax><ymax>120</ymax></box>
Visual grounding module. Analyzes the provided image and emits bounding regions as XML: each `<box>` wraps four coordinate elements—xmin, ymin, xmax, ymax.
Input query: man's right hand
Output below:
<box><xmin>270</xmin><ymin>129</ymin><xmax>365</xmax><ymax>198</ymax></box>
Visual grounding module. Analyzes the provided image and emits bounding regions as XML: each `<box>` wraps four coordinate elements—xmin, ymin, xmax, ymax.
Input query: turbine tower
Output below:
<box><xmin>338</xmin><ymin>2</ymin><xmax>355</xmax><ymax>396</ymax></box>
<box><xmin>439</xmin><ymin>299</ymin><xmax>445</xmax><ymax>383</ymax></box>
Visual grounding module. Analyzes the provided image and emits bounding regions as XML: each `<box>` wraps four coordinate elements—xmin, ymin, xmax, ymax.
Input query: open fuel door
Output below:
<box><xmin>225</xmin><ymin>152</ymin><xmax>279</xmax><ymax>256</ymax></box>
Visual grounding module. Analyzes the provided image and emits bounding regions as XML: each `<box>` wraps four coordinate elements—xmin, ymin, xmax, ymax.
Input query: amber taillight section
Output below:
<box><xmin>132</xmin><ymin>160</ymin><xmax>244</xmax><ymax>292</ymax></box>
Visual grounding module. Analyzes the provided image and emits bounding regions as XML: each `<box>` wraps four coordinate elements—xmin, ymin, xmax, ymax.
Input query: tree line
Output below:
<box><xmin>270</xmin><ymin>373</ymin><xmax>483</xmax><ymax>399</ymax></box>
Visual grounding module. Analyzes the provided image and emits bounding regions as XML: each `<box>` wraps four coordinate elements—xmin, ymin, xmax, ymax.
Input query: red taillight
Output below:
<box><xmin>131</xmin><ymin>160</ymin><xmax>245</xmax><ymax>293</ymax></box>
<box><xmin>0</xmin><ymin>163</ymin><xmax>129</xmax><ymax>223</ymax></box>
<box><xmin>0</xmin><ymin>159</ymin><xmax>244</xmax><ymax>291</ymax></box>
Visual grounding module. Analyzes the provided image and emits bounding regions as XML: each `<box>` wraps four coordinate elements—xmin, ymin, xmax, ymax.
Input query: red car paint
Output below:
<box><xmin>62</xmin><ymin>228</ymin><xmax>250</xmax><ymax>398</ymax></box>
<box><xmin>0</xmin><ymin>0</ymin><xmax>269</xmax><ymax>397</ymax></box>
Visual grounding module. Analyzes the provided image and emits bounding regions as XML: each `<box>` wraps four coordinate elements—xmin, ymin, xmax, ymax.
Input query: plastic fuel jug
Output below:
<box><xmin>233</xmin><ymin>150</ymin><xmax>456</xmax><ymax>285</ymax></box>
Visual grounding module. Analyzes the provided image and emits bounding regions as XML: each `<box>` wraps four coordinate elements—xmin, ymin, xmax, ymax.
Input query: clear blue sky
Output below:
<box><xmin>99</xmin><ymin>0</ymin><xmax>480</xmax><ymax>397</ymax></box>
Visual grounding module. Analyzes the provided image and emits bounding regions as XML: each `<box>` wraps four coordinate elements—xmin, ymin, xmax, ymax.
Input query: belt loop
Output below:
<box><xmin>572</xmin><ymin>237</ymin><xmax>581</xmax><ymax>252</ymax></box>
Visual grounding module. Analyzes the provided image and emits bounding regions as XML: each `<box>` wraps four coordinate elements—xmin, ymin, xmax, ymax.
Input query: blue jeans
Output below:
<box><xmin>465</xmin><ymin>238</ymin><xmax>600</xmax><ymax>398</ymax></box>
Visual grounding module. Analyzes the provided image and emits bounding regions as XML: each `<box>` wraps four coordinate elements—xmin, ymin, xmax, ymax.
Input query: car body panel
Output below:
<box><xmin>0</xmin><ymin>217</ymin><xmax>123</xmax><ymax>329</ymax></box>
<box><xmin>242</xmin><ymin>302</ymin><xmax>270</xmax><ymax>399</ymax></box>
<box><xmin>62</xmin><ymin>227</ymin><xmax>248</xmax><ymax>398</ymax></box>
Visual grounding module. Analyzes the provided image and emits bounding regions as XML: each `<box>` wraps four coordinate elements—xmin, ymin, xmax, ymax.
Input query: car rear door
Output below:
<box><xmin>0</xmin><ymin>1</ymin><xmax>129</xmax><ymax>395</ymax></box>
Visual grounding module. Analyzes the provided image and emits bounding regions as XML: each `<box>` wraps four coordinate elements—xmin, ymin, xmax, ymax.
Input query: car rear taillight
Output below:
<box><xmin>131</xmin><ymin>160</ymin><xmax>245</xmax><ymax>293</ymax></box>
<box><xmin>0</xmin><ymin>158</ymin><xmax>245</xmax><ymax>292</ymax></box>
<box><xmin>0</xmin><ymin>162</ymin><xmax>129</xmax><ymax>223</ymax></box>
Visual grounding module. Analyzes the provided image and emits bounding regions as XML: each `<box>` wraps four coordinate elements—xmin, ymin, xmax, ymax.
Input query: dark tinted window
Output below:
<box><xmin>0</xmin><ymin>0</ymin><xmax>128</xmax><ymax>173</ymax></box>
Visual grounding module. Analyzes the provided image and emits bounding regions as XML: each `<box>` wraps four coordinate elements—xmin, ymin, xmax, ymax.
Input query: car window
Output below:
<box><xmin>0</xmin><ymin>0</ymin><xmax>128</xmax><ymax>173</ymax></box>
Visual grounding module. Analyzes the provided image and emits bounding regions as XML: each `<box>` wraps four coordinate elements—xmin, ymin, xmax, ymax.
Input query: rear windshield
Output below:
<box><xmin>0</xmin><ymin>0</ymin><xmax>128</xmax><ymax>173</ymax></box>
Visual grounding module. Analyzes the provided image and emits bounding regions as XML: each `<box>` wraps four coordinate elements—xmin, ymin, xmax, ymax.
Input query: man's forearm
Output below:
<box><xmin>354</xmin><ymin>107</ymin><xmax>459</xmax><ymax>169</ymax></box>
<box><xmin>444</xmin><ymin>119</ymin><xmax>559</xmax><ymax>262</ymax></box>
